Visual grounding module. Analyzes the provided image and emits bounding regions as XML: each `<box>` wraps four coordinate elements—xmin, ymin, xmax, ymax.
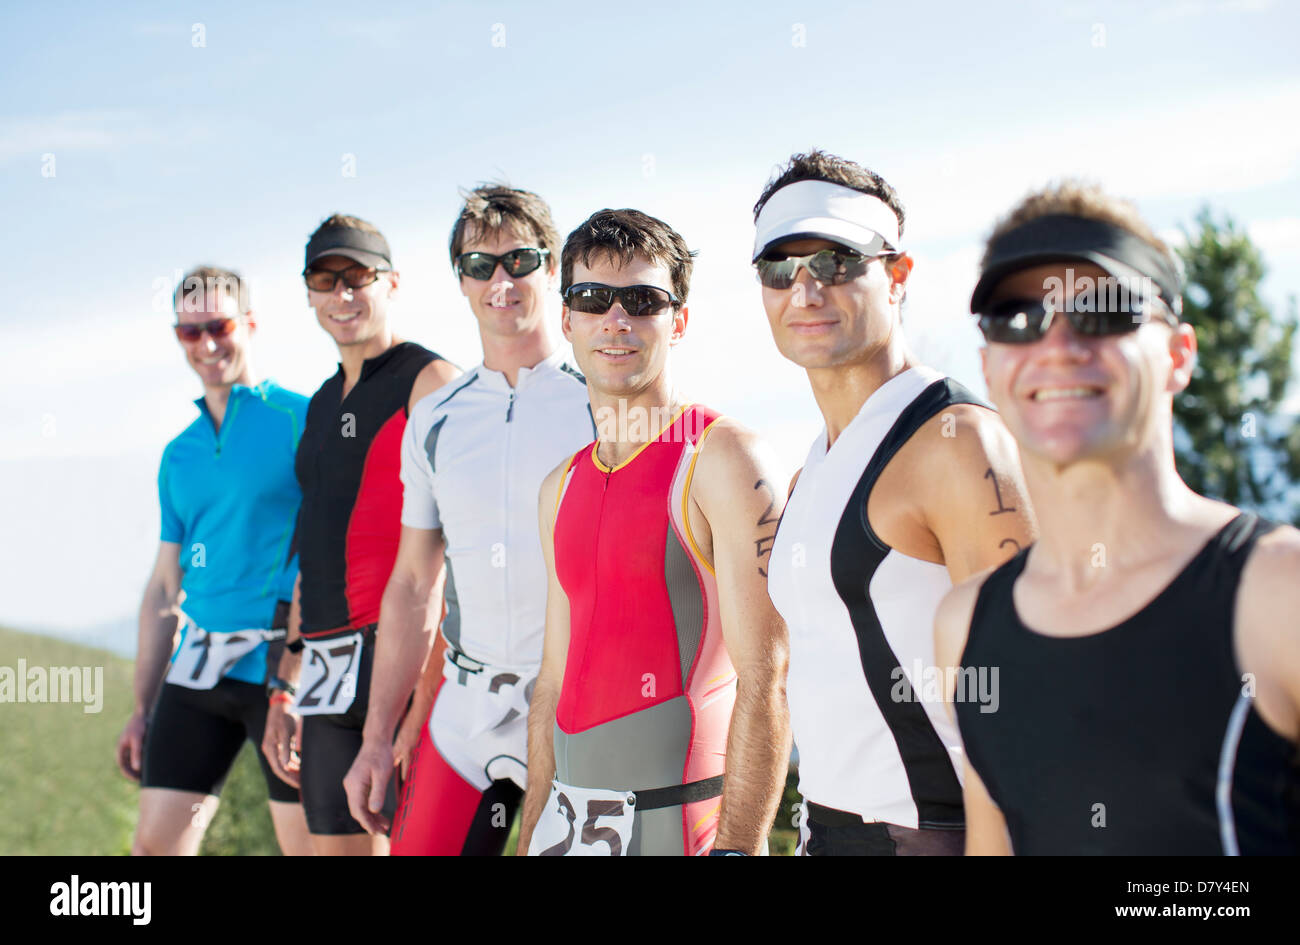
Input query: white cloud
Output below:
<box><xmin>0</xmin><ymin>110</ymin><xmax>138</xmax><ymax>162</ymax></box>
<box><xmin>1250</xmin><ymin>217</ymin><xmax>1300</xmax><ymax>259</ymax></box>
<box><xmin>896</xmin><ymin>80</ymin><xmax>1300</xmax><ymax>247</ymax></box>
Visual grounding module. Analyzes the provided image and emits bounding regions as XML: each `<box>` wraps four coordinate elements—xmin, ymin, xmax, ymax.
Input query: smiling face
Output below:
<box><xmin>175</xmin><ymin>290</ymin><xmax>254</xmax><ymax>389</ymax></box>
<box><xmin>980</xmin><ymin>261</ymin><xmax>1197</xmax><ymax>469</ymax></box>
<box><xmin>759</xmin><ymin>237</ymin><xmax>909</xmax><ymax>371</ymax></box>
<box><xmin>458</xmin><ymin>226</ymin><xmax>554</xmax><ymax>340</ymax></box>
<box><xmin>562</xmin><ymin>251</ymin><xmax>686</xmax><ymax>400</ymax></box>
<box><xmin>306</xmin><ymin>253</ymin><xmax>397</xmax><ymax>350</ymax></box>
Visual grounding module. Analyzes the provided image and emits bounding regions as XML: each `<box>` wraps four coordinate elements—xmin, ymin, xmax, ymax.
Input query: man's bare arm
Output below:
<box><xmin>361</xmin><ymin>526</ymin><xmax>446</xmax><ymax>743</ymax></box>
<box><xmin>961</xmin><ymin>759</ymin><xmax>1012</xmax><ymax>855</ymax></box>
<box><xmin>691</xmin><ymin>421</ymin><xmax>791</xmax><ymax>854</ymax></box>
<box><xmin>1236</xmin><ymin>525</ymin><xmax>1300</xmax><ymax>743</ymax></box>
<box><xmin>935</xmin><ymin>568</ymin><xmax>1009</xmax><ymax>855</ymax></box>
<box><xmin>340</xmin><ymin>525</ymin><xmax>445</xmax><ymax>832</ymax></box>
<box><xmin>923</xmin><ymin>406</ymin><xmax>1036</xmax><ymax>584</ymax></box>
<box><xmin>133</xmin><ymin>541</ymin><xmax>183</xmax><ymax>715</ymax></box>
<box><xmin>116</xmin><ymin>542</ymin><xmax>182</xmax><ymax>779</ymax></box>
<box><xmin>516</xmin><ymin>460</ymin><xmax>573</xmax><ymax>855</ymax></box>
<box><xmin>394</xmin><ymin>630</ymin><xmax>448</xmax><ymax>780</ymax></box>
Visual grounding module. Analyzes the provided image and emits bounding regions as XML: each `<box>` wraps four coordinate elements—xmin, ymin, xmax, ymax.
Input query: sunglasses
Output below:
<box><xmin>303</xmin><ymin>265</ymin><xmax>391</xmax><ymax>292</ymax></box>
<box><xmin>755</xmin><ymin>246</ymin><xmax>891</xmax><ymax>290</ymax></box>
<box><xmin>563</xmin><ymin>282</ymin><xmax>680</xmax><ymax>317</ymax></box>
<box><xmin>456</xmin><ymin>248</ymin><xmax>550</xmax><ymax>281</ymax></box>
<box><xmin>174</xmin><ymin>317</ymin><xmax>238</xmax><ymax>343</ymax></box>
<box><xmin>976</xmin><ymin>297</ymin><xmax>1179</xmax><ymax>344</ymax></box>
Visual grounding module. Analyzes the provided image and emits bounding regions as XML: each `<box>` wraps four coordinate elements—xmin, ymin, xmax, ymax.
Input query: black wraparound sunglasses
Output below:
<box><xmin>456</xmin><ymin>248</ymin><xmax>550</xmax><ymax>280</ymax></box>
<box><xmin>563</xmin><ymin>282</ymin><xmax>680</xmax><ymax>317</ymax></box>
<box><xmin>976</xmin><ymin>296</ymin><xmax>1179</xmax><ymax>344</ymax></box>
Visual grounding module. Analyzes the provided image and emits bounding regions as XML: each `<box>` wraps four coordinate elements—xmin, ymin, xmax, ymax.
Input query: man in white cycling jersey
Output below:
<box><xmin>343</xmin><ymin>185</ymin><xmax>595</xmax><ymax>854</ymax></box>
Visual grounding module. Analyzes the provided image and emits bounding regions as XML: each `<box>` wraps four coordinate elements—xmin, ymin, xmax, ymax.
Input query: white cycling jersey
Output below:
<box><xmin>400</xmin><ymin>349</ymin><xmax>595</xmax><ymax>671</ymax></box>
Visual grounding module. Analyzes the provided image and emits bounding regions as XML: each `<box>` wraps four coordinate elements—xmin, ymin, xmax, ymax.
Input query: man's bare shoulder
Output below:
<box><xmin>539</xmin><ymin>451</ymin><xmax>582</xmax><ymax>511</ymax></box>
<box><xmin>690</xmin><ymin>416</ymin><xmax>779</xmax><ymax>499</ymax></box>
<box><xmin>409</xmin><ymin>357</ymin><xmax>463</xmax><ymax>411</ymax></box>
<box><xmin>911</xmin><ymin>403</ymin><xmax>1018</xmax><ymax>471</ymax></box>
<box><xmin>1240</xmin><ymin>523</ymin><xmax>1300</xmax><ymax>660</ymax></box>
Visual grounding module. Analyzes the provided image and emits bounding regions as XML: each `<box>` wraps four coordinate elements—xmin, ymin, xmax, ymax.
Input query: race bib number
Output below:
<box><xmin>166</xmin><ymin>625</ymin><xmax>273</xmax><ymax>691</ymax></box>
<box><xmin>294</xmin><ymin>632</ymin><xmax>364</xmax><ymax>716</ymax></box>
<box><xmin>443</xmin><ymin>659</ymin><xmax>536</xmax><ymax>737</ymax></box>
<box><xmin>527</xmin><ymin>781</ymin><xmax>636</xmax><ymax>857</ymax></box>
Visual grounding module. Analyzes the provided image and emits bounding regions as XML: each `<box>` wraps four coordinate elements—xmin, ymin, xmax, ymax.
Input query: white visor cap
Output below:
<box><xmin>753</xmin><ymin>179</ymin><xmax>900</xmax><ymax>263</ymax></box>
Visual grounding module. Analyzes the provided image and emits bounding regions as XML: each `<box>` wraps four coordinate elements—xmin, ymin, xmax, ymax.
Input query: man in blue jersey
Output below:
<box><xmin>115</xmin><ymin>266</ymin><xmax>312</xmax><ymax>855</ymax></box>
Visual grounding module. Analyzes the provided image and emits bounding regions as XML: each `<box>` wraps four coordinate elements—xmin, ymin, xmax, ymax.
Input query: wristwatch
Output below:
<box><xmin>266</xmin><ymin>676</ymin><xmax>297</xmax><ymax>699</ymax></box>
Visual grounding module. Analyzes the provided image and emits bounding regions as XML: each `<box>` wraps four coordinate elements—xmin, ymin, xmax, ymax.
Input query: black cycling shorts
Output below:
<box><xmin>804</xmin><ymin>803</ymin><xmax>964</xmax><ymax>856</ymax></box>
<box><xmin>299</xmin><ymin>636</ymin><xmax>397</xmax><ymax>835</ymax></box>
<box><xmin>142</xmin><ymin>677</ymin><xmax>299</xmax><ymax>803</ymax></box>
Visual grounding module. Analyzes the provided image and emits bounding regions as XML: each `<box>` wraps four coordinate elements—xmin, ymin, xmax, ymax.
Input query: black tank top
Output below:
<box><xmin>295</xmin><ymin>341</ymin><xmax>441</xmax><ymax>634</ymax></box>
<box><xmin>957</xmin><ymin>512</ymin><xmax>1300</xmax><ymax>855</ymax></box>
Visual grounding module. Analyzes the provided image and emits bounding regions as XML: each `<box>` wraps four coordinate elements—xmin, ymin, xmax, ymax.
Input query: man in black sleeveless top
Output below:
<box><xmin>935</xmin><ymin>182</ymin><xmax>1300</xmax><ymax>855</ymax></box>
<box><xmin>260</xmin><ymin>214</ymin><xmax>459</xmax><ymax>854</ymax></box>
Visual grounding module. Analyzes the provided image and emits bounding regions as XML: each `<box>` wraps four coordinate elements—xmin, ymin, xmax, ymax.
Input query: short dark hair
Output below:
<box><xmin>753</xmin><ymin>149</ymin><xmax>906</xmax><ymax>241</ymax></box>
<box><xmin>173</xmin><ymin>265</ymin><xmax>250</xmax><ymax>315</ymax></box>
<box><xmin>449</xmin><ymin>185</ymin><xmax>561</xmax><ymax>271</ymax></box>
<box><xmin>560</xmin><ymin>209</ymin><xmax>696</xmax><ymax>303</ymax></box>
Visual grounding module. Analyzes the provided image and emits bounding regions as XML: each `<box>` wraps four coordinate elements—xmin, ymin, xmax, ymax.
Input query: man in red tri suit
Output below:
<box><xmin>517</xmin><ymin>208</ymin><xmax>791</xmax><ymax>856</ymax></box>
<box><xmin>260</xmin><ymin>213</ymin><xmax>459</xmax><ymax>855</ymax></box>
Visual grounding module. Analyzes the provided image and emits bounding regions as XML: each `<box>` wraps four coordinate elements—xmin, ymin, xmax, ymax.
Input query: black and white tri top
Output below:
<box><xmin>769</xmin><ymin>366</ymin><xmax>987</xmax><ymax>829</ymax></box>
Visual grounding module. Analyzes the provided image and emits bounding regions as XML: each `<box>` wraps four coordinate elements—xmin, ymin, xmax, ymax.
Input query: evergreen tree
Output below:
<box><xmin>1174</xmin><ymin>209</ymin><xmax>1300</xmax><ymax>524</ymax></box>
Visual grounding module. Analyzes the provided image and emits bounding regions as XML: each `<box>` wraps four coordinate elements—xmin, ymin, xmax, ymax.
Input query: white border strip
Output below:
<box><xmin>1214</xmin><ymin>689</ymin><xmax>1251</xmax><ymax>856</ymax></box>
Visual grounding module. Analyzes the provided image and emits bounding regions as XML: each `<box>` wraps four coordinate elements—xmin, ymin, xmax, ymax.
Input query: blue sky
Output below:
<box><xmin>3</xmin><ymin>0</ymin><xmax>1299</xmax><ymax>644</ymax></box>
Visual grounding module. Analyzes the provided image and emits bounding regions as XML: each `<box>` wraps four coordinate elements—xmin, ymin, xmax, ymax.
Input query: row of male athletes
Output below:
<box><xmin>117</xmin><ymin>151</ymin><xmax>1299</xmax><ymax>855</ymax></box>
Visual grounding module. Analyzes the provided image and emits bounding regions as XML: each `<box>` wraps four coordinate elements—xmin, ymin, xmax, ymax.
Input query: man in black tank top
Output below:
<box><xmin>935</xmin><ymin>183</ymin><xmax>1300</xmax><ymax>855</ymax></box>
<box><xmin>260</xmin><ymin>214</ymin><xmax>459</xmax><ymax>855</ymax></box>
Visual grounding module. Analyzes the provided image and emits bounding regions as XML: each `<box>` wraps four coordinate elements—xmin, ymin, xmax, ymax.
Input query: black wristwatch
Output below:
<box><xmin>267</xmin><ymin>676</ymin><xmax>297</xmax><ymax>698</ymax></box>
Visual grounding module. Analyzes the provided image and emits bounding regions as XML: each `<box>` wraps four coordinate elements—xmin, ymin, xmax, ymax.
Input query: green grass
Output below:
<box><xmin>0</xmin><ymin>626</ymin><xmax>280</xmax><ymax>855</ymax></box>
<box><xmin>0</xmin><ymin>625</ymin><xmax>802</xmax><ymax>855</ymax></box>
<box><xmin>1</xmin><ymin>627</ymin><xmax>138</xmax><ymax>854</ymax></box>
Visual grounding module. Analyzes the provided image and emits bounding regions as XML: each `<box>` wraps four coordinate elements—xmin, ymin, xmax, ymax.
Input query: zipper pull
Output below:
<box><xmin>506</xmin><ymin>391</ymin><xmax>515</xmax><ymax>422</ymax></box>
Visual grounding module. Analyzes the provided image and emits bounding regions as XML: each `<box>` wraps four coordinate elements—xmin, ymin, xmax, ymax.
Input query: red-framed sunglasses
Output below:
<box><xmin>174</xmin><ymin>317</ymin><xmax>239</xmax><ymax>343</ymax></box>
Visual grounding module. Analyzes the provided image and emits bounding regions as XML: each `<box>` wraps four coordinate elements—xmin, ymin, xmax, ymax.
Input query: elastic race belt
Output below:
<box><xmin>632</xmin><ymin>775</ymin><xmax>724</xmax><ymax>812</ymax></box>
<box><xmin>448</xmin><ymin>647</ymin><xmax>486</xmax><ymax>674</ymax></box>
<box><xmin>290</xmin><ymin>621</ymin><xmax>377</xmax><ymax>652</ymax></box>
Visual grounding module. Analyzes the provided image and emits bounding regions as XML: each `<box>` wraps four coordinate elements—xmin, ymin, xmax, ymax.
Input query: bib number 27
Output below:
<box><xmin>294</xmin><ymin>632</ymin><xmax>363</xmax><ymax>716</ymax></box>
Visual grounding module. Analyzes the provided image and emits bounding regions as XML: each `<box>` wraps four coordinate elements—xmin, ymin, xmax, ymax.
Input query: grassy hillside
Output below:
<box><xmin>0</xmin><ymin>625</ymin><xmax>800</xmax><ymax>855</ymax></box>
<box><xmin>0</xmin><ymin>626</ymin><xmax>278</xmax><ymax>855</ymax></box>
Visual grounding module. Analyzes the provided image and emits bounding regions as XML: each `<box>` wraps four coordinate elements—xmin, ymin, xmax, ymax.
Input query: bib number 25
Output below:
<box><xmin>528</xmin><ymin>782</ymin><xmax>635</xmax><ymax>857</ymax></box>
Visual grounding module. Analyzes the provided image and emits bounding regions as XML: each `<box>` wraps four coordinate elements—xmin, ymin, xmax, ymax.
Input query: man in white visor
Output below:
<box><xmin>753</xmin><ymin>150</ymin><xmax>1035</xmax><ymax>855</ymax></box>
